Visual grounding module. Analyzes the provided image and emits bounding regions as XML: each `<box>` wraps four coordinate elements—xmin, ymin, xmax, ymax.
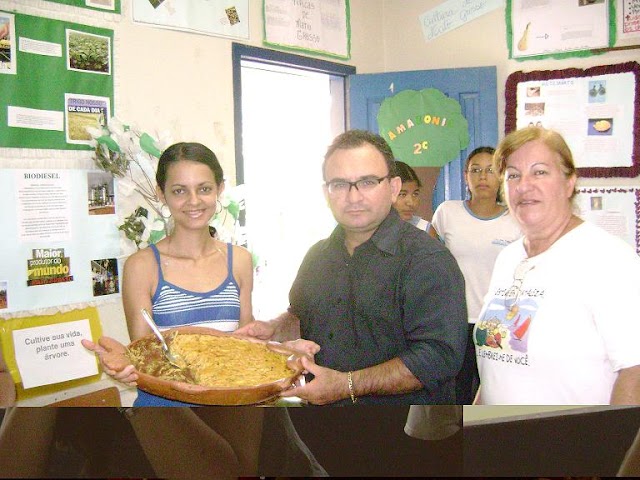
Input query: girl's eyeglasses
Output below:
<box><xmin>468</xmin><ymin>166</ymin><xmax>495</xmax><ymax>176</ymax></box>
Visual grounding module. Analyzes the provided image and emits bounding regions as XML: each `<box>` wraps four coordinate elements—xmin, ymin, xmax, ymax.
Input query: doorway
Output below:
<box><xmin>232</xmin><ymin>44</ymin><xmax>355</xmax><ymax>319</ymax></box>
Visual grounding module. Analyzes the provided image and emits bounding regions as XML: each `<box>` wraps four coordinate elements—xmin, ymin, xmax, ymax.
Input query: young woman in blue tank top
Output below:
<box><xmin>82</xmin><ymin>142</ymin><xmax>261</xmax><ymax>476</ymax></box>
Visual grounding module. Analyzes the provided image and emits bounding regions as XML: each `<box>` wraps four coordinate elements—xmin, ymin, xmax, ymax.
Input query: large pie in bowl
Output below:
<box><xmin>123</xmin><ymin>326</ymin><xmax>305</xmax><ymax>405</ymax></box>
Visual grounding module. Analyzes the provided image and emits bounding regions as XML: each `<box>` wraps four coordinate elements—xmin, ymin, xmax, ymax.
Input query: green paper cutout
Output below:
<box><xmin>148</xmin><ymin>229</ymin><xmax>166</xmax><ymax>245</ymax></box>
<box><xmin>226</xmin><ymin>200</ymin><xmax>241</xmax><ymax>220</ymax></box>
<box><xmin>377</xmin><ymin>88</ymin><xmax>469</xmax><ymax>167</ymax></box>
<box><xmin>139</xmin><ymin>132</ymin><xmax>162</xmax><ymax>158</ymax></box>
<box><xmin>96</xmin><ymin>134</ymin><xmax>121</xmax><ymax>153</ymax></box>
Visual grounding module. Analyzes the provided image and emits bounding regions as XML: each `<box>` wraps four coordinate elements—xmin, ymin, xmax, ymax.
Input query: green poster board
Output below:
<box><xmin>44</xmin><ymin>0</ymin><xmax>121</xmax><ymax>14</ymax></box>
<box><xmin>0</xmin><ymin>11</ymin><xmax>114</xmax><ymax>150</ymax></box>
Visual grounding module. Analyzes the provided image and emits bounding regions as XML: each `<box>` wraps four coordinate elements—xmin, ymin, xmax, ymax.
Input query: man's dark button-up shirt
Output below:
<box><xmin>289</xmin><ymin>209</ymin><xmax>467</xmax><ymax>405</ymax></box>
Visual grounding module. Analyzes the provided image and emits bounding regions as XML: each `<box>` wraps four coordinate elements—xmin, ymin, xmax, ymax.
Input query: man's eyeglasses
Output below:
<box><xmin>325</xmin><ymin>175</ymin><xmax>391</xmax><ymax>196</ymax></box>
<box><xmin>468</xmin><ymin>166</ymin><xmax>495</xmax><ymax>176</ymax></box>
<box><xmin>504</xmin><ymin>260</ymin><xmax>535</xmax><ymax>313</ymax></box>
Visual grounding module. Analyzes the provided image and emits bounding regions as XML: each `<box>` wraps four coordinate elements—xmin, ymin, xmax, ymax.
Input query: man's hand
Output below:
<box><xmin>280</xmin><ymin>356</ymin><xmax>350</xmax><ymax>405</ymax></box>
<box><xmin>235</xmin><ymin>320</ymin><xmax>276</xmax><ymax>340</ymax></box>
<box><xmin>81</xmin><ymin>337</ymin><xmax>138</xmax><ymax>386</ymax></box>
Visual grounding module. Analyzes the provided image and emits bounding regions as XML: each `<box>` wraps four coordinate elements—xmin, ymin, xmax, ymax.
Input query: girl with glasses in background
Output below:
<box><xmin>429</xmin><ymin>146</ymin><xmax>521</xmax><ymax>404</ymax></box>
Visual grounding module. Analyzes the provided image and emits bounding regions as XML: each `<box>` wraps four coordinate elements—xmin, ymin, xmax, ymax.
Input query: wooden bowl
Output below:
<box><xmin>124</xmin><ymin>326</ymin><xmax>306</xmax><ymax>405</ymax></box>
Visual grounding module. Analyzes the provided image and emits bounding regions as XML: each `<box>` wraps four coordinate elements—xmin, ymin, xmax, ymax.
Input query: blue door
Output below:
<box><xmin>349</xmin><ymin>66</ymin><xmax>498</xmax><ymax>220</ymax></box>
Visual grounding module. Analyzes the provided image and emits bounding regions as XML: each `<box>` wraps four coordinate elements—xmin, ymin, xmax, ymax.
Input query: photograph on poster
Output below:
<box><xmin>590</xmin><ymin>196</ymin><xmax>603</xmax><ymax>211</ymax></box>
<box><xmin>588</xmin><ymin>117</ymin><xmax>613</xmax><ymax>136</ymax></box>
<box><xmin>65</xmin><ymin>94</ymin><xmax>110</xmax><ymax>145</ymax></box>
<box><xmin>526</xmin><ymin>86</ymin><xmax>540</xmax><ymax>97</ymax></box>
<box><xmin>0</xmin><ymin>281</ymin><xmax>7</xmax><ymax>309</ymax></box>
<box><xmin>87</xmin><ymin>172</ymin><xmax>115</xmax><ymax>215</ymax></box>
<box><xmin>0</xmin><ymin>12</ymin><xmax>16</xmax><ymax>75</ymax></box>
<box><xmin>524</xmin><ymin>102</ymin><xmax>545</xmax><ymax>116</ymax></box>
<box><xmin>588</xmin><ymin>80</ymin><xmax>607</xmax><ymax>103</ymax></box>
<box><xmin>225</xmin><ymin>6</ymin><xmax>240</xmax><ymax>25</ymax></box>
<box><xmin>91</xmin><ymin>258</ymin><xmax>119</xmax><ymax>297</ymax></box>
<box><xmin>26</xmin><ymin>247</ymin><xmax>74</xmax><ymax>287</ymax></box>
<box><xmin>66</xmin><ymin>29</ymin><xmax>111</xmax><ymax>75</ymax></box>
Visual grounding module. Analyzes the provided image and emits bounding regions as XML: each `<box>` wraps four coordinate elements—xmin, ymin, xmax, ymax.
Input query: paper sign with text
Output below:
<box><xmin>13</xmin><ymin>319</ymin><xmax>98</xmax><ymax>389</ymax></box>
<box><xmin>419</xmin><ymin>0</ymin><xmax>503</xmax><ymax>42</ymax></box>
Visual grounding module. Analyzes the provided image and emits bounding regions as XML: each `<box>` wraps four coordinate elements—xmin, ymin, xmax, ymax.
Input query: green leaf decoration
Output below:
<box><xmin>226</xmin><ymin>200</ymin><xmax>240</xmax><ymax>219</ymax></box>
<box><xmin>377</xmin><ymin>88</ymin><xmax>469</xmax><ymax>167</ymax></box>
<box><xmin>139</xmin><ymin>132</ymin><xmax>163</xmax><ymax>158</ymax></box>
<box><xmin>96</xmin><ymin>134</ymin><xmax>121</xmax><ymax>153</ymax></box>
<box><xmin>148</xmin><ymin>229</ymin><xmax>165</xmax><ymax>245</ymax></box>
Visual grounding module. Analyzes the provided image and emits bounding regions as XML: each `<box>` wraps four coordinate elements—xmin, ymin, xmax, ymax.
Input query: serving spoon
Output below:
<box><xmin>140</xmin><ymin>308</ymin><xmax>186</xmax><ymax>369</ymax></box>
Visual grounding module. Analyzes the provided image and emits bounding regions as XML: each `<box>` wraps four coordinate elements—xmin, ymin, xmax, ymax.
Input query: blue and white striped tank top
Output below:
<box><xmin>149</xmin><ymin>242</ymin><xmax>240</xmax><ymax>333</ymax></box>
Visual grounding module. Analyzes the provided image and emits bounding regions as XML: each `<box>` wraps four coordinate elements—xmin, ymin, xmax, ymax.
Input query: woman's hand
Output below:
<box><xmin>235</xmin><ymin>320</ymin><xmax>276</xmax><ymax>340</ymax></box>
<box><xmin>81</xmin><ymin>336</ymin><xmax>138</xmax><ymax>386</ymax></box>
<box><xmin>282</xmin><ymin>338</ymin><xmax>320</xmax><ymax>358</ymax></box>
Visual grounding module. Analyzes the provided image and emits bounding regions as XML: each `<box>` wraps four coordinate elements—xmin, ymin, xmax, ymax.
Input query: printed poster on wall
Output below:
<box><xmin>575</xmin><ymin>186</ymin><xmax>640</xmax><ymax>255</ymax></box>
<box><xmin>620</xmin><ymin>0</ymin><xmax>640</xmax><ymax>41</ymax></box>
<box><xmin>0</xmin><ymin>11</ymin><xmax>114</xmax><ymax>150</ymax></box>
<box><xmin>263</xmin><ymin>0</ymin><xmax>351</xmax><ymax>59</ymax></box>
<box><xmin>132</xmin><ymin>0</ymin><xmax>249</xmax><ymax>39</ymax></box>
<box><xmin>509</xmin><ymin>0</ymin><xmax>610</xmax><ymax>59</ymax></box>
<box><xmin>513</xmin><ymin>72</ymin><xmax>635</xmax><ymax>170</ymax></box>
<box><xmin>17</xmin><ymin>170</ymin><xmax>72</xmax><ymax>243</ymax></box>
<box><xmin>0</xmin><ymin>169</ymin><xmax>121</xmax><ymax>314</ymax></box>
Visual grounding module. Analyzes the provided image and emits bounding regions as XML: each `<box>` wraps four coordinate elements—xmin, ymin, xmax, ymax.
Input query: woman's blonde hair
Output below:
<box><xmin>493</xmin><ymin>127</ymin><xmax>577</xmax><ymax>180</ymax></box>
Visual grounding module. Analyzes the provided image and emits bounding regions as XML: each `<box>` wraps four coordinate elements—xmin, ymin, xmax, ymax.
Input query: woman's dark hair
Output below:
<box><xmin>156</xmin><ymin>142</ymin><xmax>224</xmax><ymax>192</ymax></box>
<box><xmin>464</xmin><ymin>146</ymin><xmax>496</xmax><ymax>170</ymax></box>
<box><xmin>394</xmin><ymin>160</ymin><xmax>422</xmax><ymax>187</ymax></box>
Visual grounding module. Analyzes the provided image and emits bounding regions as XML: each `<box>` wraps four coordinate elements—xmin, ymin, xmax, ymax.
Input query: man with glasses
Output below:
<box><xmin>238</xmin><ymin>130</ymin><xmax>467</xmax><ymax>405</ymax></box>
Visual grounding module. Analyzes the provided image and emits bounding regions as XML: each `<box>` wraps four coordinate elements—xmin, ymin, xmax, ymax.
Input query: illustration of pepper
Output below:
<box><xmin>513</xmin><ymin>316</ymin><xmax>531</xmax><ymax>340</ymax></box>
